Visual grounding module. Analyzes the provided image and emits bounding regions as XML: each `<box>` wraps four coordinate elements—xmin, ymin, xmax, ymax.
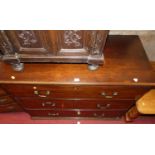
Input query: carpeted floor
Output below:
<box><xmin>0</xmin><ymin>112</ymin><xmax>155</xmax><ymax>124</ymax></box>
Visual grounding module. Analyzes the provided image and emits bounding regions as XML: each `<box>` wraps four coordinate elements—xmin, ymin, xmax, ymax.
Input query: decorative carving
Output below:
<box><xmin>0</xmin><ymin>50</ymin><xmax>3</xmax><ymax>58</ymax></box>
<box><xmin>64</xmin><ymin>30</ymin><xmax>81</xmax><ymax>47</ymax></box>
<box><xmin>0</xmin><ymin>31</ymin><xmax>13</xmax><ymax>55</ymax></box>
<box><xmin>1</xmin><ymin>41</ymin><xmax>11</xmax><ymax>54</ymax></box>
<box><xmin>17</xmin><ymin>30</ymin><xmax>37</xmax><ymax>46</ymax></box>
<box><xmin>90</xmin><ymin>31</ymin><xmax>103</xmax><ymax>55</ymax></box>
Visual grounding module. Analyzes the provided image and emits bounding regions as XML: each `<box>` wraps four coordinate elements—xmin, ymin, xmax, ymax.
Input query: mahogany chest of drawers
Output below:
<box><xmin>2</xmin><ymin>84</ymin><xmax>152</xmax><ymax>118</ymax></box>
<box><xmin>0</xmin><ymin>35</ymin><xmax>155</xmax><ymax>119</ymax></box>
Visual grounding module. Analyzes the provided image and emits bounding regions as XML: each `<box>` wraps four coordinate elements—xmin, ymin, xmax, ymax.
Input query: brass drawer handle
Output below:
<box><xmin>97</xmin><ymin>103</ymin><xmax>111</xmax><ymax>109</ymax></box>
<box><xmin>113</xmin><ymin>92</ymin><xmax>118</xmax><ymax>96</ymax></box>
<box><xmin>93</xmin><ymin>113</ymin><xmax>97</xmax><ymax>117</ymax></box>
<box><xmin>48</xmin><ymin>112</ymin><xmax>59</xmax><ymax>116</ymax></box>
<box><xmin>101</xmin><ymin>92</ymin><xmax>106</xmax><ymax>96</ymax></box>
<box><xmin>34</xmin><ymin>90</ymin><xmax>50</xmax><ymax>98</ymax></box>
<box><xmin>101</xmin><ymin>92</ymin><xmax>118</xmax><ymax>99</ymax></box>
<box><xmin>77</xmin><ymin>111</ymin><xmax>81</xmax><ymax>115</ymax></box>
<box><xmin>93</xmin><ymin>113</ymin><xmax>104</xmax><ymax>117</ymax></box>
<box><xmin>42</xmin><ymin>102</ymin><xmax>56</xmax><ymax>107</ymax></box>
<box><xmin>105</xmin><ymin>95</ymin><xmax>113</xmax><ymax>99</ymax></box>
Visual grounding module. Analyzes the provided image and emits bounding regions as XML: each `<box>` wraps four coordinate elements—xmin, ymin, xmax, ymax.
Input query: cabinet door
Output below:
<box><xmin>55</xmin><ymin>30</ymin><xmax>108</xmax><ymax>57</ymax></box>
<box><xmin>5</xmin><ymin>30</ymin><xmax>54</xmax><ymax>55</ymax></box>
<box><xmin>3</xmin><ymin>30</ymin><xmax>108</xmax><ymax>57</ymax></box>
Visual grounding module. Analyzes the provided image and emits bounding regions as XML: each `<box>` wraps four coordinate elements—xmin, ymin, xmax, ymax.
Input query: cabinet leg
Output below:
<box><xmin>88</xmin><ymin>64</ymin><xmax>99</xmax><ymax>71</ymax></box>
<box><xmin>125</xmin><ymin>105</ymin><xmax>140</xmax><ymax>122</ymax></box>
<box><xmin>11</xmin><ymin>63</ymin><xmax>24</xmax><ymax>71</ymax></box>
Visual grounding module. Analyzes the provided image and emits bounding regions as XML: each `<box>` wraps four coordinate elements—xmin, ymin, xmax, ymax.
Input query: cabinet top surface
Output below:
<box><xmin>0</xmin><ymin>35</ymin><xmax>155</xmax><ymax>86</ymax></box>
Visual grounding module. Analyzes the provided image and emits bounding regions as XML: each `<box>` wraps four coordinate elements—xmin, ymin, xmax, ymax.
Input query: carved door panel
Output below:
<box><xmin>2</xmin><ymin>30</ymin><xmax>108</xmax><ymax>57</ymax></box>
<box><xmin>55</xmin><ymin>30</ymin><xmax>108</xmax><ymax>57</ymax></box>
<box><xmin>4</xmin><ymin>30</ymin><xmax>55</xmax><ymax>55</ymax></box>
<box><xmin>0</xmin><ymin>31</ymin><xmax>14</xmax><ymax>56</ymax></box>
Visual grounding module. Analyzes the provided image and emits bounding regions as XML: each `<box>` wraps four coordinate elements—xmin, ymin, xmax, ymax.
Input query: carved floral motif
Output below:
<box><xmin>0</xmin><ymin>31</ymin><xmax>13</xmax><ymax>55</ymax></box>
<box><xmin>17</xmin><ymin>30</ymin><xmax>37</xmax><ymax>46</ymax></box>
<box><xmin>64</xmin><ymin>30</ymin><xmax>81</xmax><ymax>47</ymax></box>
<box><xmin>1</xmin><ymin>41</ymin><xmax>10</xmax><ymax>54</ymax></box>
<box><xmin>90</xmin><ymin>31</ymin><xmax>103</xmax><ymax>55</ymax></box>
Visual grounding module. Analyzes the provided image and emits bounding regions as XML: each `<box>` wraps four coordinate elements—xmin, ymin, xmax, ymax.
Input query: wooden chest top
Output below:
<box><xmin>0</xmin><ymin>35</ymin><xmax>155</xmax><ymax>86</ymax></box>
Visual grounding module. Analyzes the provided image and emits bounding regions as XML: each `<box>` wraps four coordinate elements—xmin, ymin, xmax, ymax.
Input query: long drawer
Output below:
<box><xmin>17</xmin><ymin>98</ymin><xmax>134</xmax><ymax>110</ymax></box>
<box><xmin>3</xmin><ymin>84</ymin><xmax>151</xmax><ymax>99</ymax></box>
<box><xmin>26</xmin><ymin>109</ymin><xmax>126</xmax><ymax>118</ymax></box>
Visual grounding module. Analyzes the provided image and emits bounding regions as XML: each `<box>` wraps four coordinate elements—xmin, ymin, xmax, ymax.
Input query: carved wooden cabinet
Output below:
<box><xmin>0</xmin><ymin>30</ymin><xmax>109</xmax><ymax>71</ymax></box>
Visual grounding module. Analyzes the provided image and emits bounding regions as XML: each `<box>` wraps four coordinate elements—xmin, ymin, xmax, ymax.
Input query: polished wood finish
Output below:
<box><xmin>125</xmin><ymin>105</ymin><xmax>140</xmax><ymax>122</ymax></box>
<box><xmin>137</xmin><ymin>89</ymin><xmax>155</xmax><ymax>114</ymax></box>
<box><xmin>125</xmin><ymin>89</ymin><xmax>155</xmax><ymax>122</ymax></box>
<box><xmin>0</xmin><ymin>35</ymin><xmax>155</xmax><ymax>119</ymax></box>
<box><xmin>151</xmin><ymin>62</ymin><xmax>155</xmax><ymax>71</ymax></box>
<box><xmin>125</xmin><ymin>62</ymin><xmax>155</xmax><ymax>122</ymax></box>
<box><xmin>3</xmin><ymin>84</ymin><xmax>151</xmax><ymax>99</ymax></box>
<box><xmin>26</xmin><ymin>109</ymin><xmax>126</xmax><ymax>118</ymax></box>
<box><xmin>0</xmin><ymin>36</ymin><xmax>154</xmax><ymax>85</ymax></box>
<box><xmin>0</xmin><ymin>88</ymin><xmax>6</xmax><ymax>96</ymax></box>
<box><xmin>17</xmin><ymin>98</ymin><xmax>134</xmax><ymax>110</ymax></box>
<box><xmin>0</xmin><ymin>30</ymin><xmax>109</xmax><ymax>71</ymax></box>
<box><xmin>0</xmin><ymin>86</ymin><xmax>22</xmax><ymax>112</ymax></box>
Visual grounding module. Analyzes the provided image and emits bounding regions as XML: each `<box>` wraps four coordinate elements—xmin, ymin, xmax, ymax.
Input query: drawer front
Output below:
<box><xmin>3</xmin><ymin>84</ymin><xmax>151</xmax><ymax>99</ymax></box>
<box><xmin>26</xmin><ymin>109</ymin><xmax>126</xmax><ymax>118</ymax></box>
<box><xmin>18</xmin><ymin>98</ymin><xmax>134</xmax><ymax>110</ymax></box>
<box><xmin>0</xmin><ymin>96</ymin><xmax>14</xmax><ymax>105</ymax></box>
<box><xmin>0</xmin><ymin>103</ymin><xmax>22</xmax><ymax>112</ymax></box>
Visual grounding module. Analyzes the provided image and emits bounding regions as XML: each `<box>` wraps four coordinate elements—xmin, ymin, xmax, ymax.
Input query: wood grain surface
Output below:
<box><xmin>0</xmin><ymin>35</ymin><xmax>155</xmax><ymax>86</ymax></box>
<box><xmin>151</xmin><ymin>62</ymin><xmax>155</xmax><ymax>71</ymax></box>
